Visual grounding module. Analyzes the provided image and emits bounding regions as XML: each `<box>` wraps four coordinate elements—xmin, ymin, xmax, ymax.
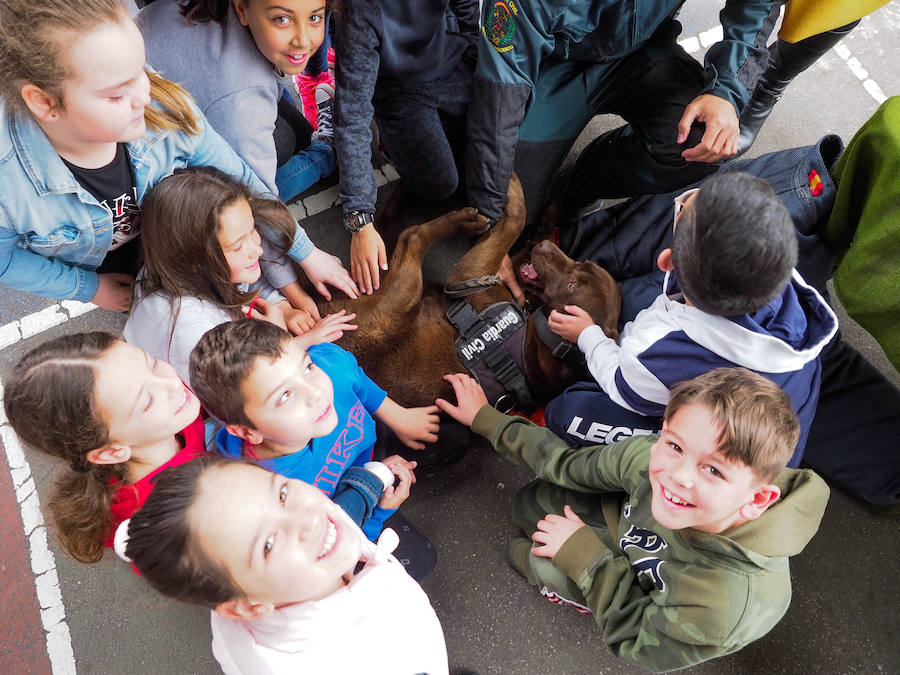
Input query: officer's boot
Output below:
<box><xmin>736</xmin><ymin>20</ymin><xmax>859</xmax><ymax>156</ymax></box>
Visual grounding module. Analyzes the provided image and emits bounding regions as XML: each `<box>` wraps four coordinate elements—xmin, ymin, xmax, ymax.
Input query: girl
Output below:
<box><xmin>333</xmin><ymin>0</ymin><xmax>479</xmax><ymax>294</ymax></box>
<box><xmin>0</xmin><ymin>0</ymin><xmax>355</xmax><ymax>313</ymax></box>
<box><xmin>2</xmin><ymin>333</ymin><xmax>205</xmax><ymax>564</ymax></box>
<box><xmin>137</xmin><ymin>0</ymin><xmax>338</xmax><ymax>202</ymax></box>
<box><xmin>118</xmin><ymin>456</ymin><xmax>449</xmax><ymax>674</ymax></box>
<box><xmin>123</xmin><ymin>166</ymin><xmax>357</xmax><ymax>385</ymax></box>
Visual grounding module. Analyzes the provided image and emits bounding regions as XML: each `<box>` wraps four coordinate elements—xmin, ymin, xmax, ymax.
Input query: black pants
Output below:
<box><xmin>514</xmin><ymin>20</ymin><xmax>727</xmax><ymax>230</ymax></box>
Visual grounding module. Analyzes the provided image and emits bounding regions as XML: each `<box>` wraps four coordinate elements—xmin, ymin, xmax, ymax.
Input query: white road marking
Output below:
<box><xmin>0</xmin><ymin>381</ymin><xmax>77</xmax><ymax>675</ymax></box>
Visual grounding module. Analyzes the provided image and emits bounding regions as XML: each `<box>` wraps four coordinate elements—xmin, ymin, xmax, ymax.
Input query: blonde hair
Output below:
<box><xmin>665</xmin><ymin>368</ymin><xmax>800</xmax><ymax>482</ymax></box>
<box><xmin>0</xmin><ymin>0</ymin><xmax>198</xmax><ymax>134</ymax></box>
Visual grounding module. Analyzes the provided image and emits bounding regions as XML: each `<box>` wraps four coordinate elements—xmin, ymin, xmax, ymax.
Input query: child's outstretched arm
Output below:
<box><xmin>374</xmin><ymin>398</ymin><xmax>440</xmax><ymax>450</ymax></box>
<box><xmin>434</xmin><ymin>373</ymin><xmax>490</xmax><ymax>428</ymax></box>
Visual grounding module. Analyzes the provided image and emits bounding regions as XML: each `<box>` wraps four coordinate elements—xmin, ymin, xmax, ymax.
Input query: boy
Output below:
<box><xmin>545</xmin><ymin>172</ymin><xmax>837</xmax><ymax>467</ymax></box>
<box><xmin>189</xmin><ymin>319</ymin><xmax>440</xmax><ymax>555</ymax></box>
<box><xmin>436</xmin><ymin>368</ymin><xmax>830</xmax><ymax>672</ymax></box>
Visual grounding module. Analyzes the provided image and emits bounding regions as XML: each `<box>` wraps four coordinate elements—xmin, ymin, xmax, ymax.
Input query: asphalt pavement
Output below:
<box><xmin>2</xmin><ymin>2</ymin><xmax>899</xmax><ymax>674</ymax></box>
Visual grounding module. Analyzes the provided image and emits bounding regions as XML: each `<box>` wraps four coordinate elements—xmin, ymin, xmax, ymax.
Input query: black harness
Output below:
<box><xmin>444</xmin><ymin>276</ymin><xmax>584</xmax><ymax>413</ymax></box>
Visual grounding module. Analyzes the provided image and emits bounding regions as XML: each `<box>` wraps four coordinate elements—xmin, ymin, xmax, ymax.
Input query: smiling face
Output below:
<box><xmin>92</xmin><ymin>341</ymin><xmax>200</xmax><ymax>451</ymax></box>
<box><xmin>648</xmin><ymin>403</ymin><xmax>769</xmax><ymax>534</ymax></box>
<box><xmin>52</xmin><ymin>18</ymin><xmax>150</xmax><ymax>149</ymax></box>
<box><xmin>234</xmin><ymin>0</ymin><xmax>327</xmax><ymax>76</ymax></box>
<box><xmin>218</xmin><ymin>198</ymin><xmax>264</xmax><ymax>285</ymax></box>
<box><xmin>236</xmin><ymin>339</ymin><xmax>338</xmax><ymax>455</ymax></box>
<box><xmin>192</xmin><ymin>462</ymin><xmax>363</xmax><ymax>608</ymax></box>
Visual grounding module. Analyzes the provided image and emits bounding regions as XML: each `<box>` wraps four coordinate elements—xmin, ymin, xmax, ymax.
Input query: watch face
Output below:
<box><xmin>345</xmin><ymin>212</ymin><xmax>372</xmax><ymax>232</ymax></box>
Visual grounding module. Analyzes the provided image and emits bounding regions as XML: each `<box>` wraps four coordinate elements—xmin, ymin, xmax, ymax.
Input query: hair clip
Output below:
<box><xmin>113</xmin><ymin>519</ymin><xmax>133</xmax><ymax>563</ymax></box>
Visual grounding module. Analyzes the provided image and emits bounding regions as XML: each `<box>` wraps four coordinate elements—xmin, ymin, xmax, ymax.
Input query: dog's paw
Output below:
<box><xmin>454</xmin><ymin>207</ymin><xmax>491</xmax><ymax>238</ymax></box>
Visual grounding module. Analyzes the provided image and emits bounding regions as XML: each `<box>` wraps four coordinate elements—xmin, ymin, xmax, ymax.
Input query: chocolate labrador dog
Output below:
<box><xmin>317</xmin><ymin>175</ymin><xmax>620</xmax><ymax>411</ymax></box>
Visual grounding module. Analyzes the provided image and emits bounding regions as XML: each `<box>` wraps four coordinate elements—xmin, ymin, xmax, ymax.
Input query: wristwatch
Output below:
<box><xmin>343</xmin><ymin>210</ymin><xmax>374</xmax><ymax>233</ymax></box>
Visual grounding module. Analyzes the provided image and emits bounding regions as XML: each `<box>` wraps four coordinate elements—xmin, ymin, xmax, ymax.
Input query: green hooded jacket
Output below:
<box><xmin>473</xmin><ymin>406</ymin><xmax>830</xmax><ymax>671</ymax></box>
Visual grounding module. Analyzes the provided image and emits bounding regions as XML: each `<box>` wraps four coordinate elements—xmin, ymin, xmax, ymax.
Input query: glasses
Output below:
<box><xmin>673</xmin><ymin>187</ymin><xmax>700</xmax><ymax>218</ymax></box>
<box><xmin>673</xmin><ymin>187</ymin><xmax>700</xmax><ymax>231</ymax></box>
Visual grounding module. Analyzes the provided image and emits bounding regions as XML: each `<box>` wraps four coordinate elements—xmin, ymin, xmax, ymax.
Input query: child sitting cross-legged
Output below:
<box><xmin>189</xmin><ymin>319</ymin><xmax>441</xmax><ymax>580</ymax></box>
<box><xmin>436</xmin><ymin>367</ymin><xmax>830</xmax><ymax>671</ymax></box>
<box><xmin>116</xmin><ymin>457</ymin><xmax>448</xmax><ymax>674</ymax></box>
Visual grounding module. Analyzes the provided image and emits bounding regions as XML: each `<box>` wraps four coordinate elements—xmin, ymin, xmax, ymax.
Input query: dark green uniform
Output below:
<box><xmin>472</xmin><ymin>406</ymin><xmax>830</xmax><ymax>672</ymax></box>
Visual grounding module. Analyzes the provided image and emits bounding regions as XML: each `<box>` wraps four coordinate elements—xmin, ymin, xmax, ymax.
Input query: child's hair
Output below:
<box><xmin>672</xmin><ymin>172</ymin><xmax>797</xmax><ymax>316</ymax></box>
<box><xmin>136</xmin><ymin>166</ymin><xmax>295</xmax><ymax>322</ymax></box>
<box><xmin>180</xmin><ymin>0</ymin><xmax>232</xmax><ymax>25</ymax></box>
<box><xmin>190</xmin><ymin>319</ymin><xmax>293</xmax><ymax>427</ymax></box>
<box><xmin>3</xmin><ymin>332</ymin><xmax>128</xmax><ymax>563</ymax></box>
<box><xmin>125</xmin><ymin>455</ymin><xmax>244</xmax><ymax>607</ymax></box>
<box><xmin>665</xmin><ymin>368</ymin><xmax>799</xmax><ymax>482</ymax></box>
<box><xmin>0</xmin><ymin>0</ymin><xmax>199</xmax><ymax>134</ymax></box>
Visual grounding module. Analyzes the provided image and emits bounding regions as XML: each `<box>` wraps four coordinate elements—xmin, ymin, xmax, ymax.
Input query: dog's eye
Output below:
<box><xmin>566</xmin><ymin>281</ymin><xmax>576</xmax><ymax>293</ymax></box>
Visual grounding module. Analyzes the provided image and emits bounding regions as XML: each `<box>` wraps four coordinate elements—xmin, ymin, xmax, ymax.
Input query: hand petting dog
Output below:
<box><xmin>435</xmin><ymin>373</ymin><xmax>490</xmax><ymax>427</ymax></box>
<box><xmin>548</xmin><ymin>304</ymin><xmax>596</xmax><ymax>343</ymax></box>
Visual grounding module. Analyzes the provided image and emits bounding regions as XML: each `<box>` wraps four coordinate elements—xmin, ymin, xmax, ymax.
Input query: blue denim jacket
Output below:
<box><xmin>0</xmin><ymin>98</ymin><xmax>313</xmax><ymax>302</ymax></box>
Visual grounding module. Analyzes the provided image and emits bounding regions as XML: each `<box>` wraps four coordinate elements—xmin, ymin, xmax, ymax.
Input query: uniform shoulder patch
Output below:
<box><xmin>485</xmin><ymin>0</ymin><xmax>519</xmax><ymax>53</ymax></box>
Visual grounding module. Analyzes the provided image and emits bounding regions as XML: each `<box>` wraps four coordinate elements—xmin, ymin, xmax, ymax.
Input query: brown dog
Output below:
<box><xmin>317</xmin><ymin>176</ymin><xmax>620</xmax><ymax>410</ymax></box>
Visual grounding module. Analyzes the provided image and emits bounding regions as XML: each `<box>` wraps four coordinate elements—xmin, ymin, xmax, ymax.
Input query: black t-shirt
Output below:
<box><xmin>64</xmin><ymin>143</ymin><xmax>142</xmax><ymax>276</ymax></box>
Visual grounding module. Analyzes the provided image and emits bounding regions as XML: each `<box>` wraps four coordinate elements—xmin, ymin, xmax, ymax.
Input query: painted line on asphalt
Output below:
<box><xmin>678</xmin><ymin>24</ymin><xmax>889</xmax><ymax>105</ymax></box>
<box><xmin>0</xmin><ymin>380</ymin><xmax>77</xmax><ymax>675</ymax></box>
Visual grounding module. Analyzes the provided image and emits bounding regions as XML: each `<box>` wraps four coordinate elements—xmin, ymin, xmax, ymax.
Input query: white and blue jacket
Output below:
<box><xmin>579</xmin><ymin>269</ymin><xmax>838</xmax><ymax>462</ymax></box>
<box><xmin>0</xmin><ymin>97</ymin><xmax>312</xmax><ymax>302</ymax></box>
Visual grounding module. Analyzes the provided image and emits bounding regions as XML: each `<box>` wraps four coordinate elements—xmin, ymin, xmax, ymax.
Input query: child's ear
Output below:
<box><xmin>656</xmin><ymin>248</ymin><xmax>673</xmax><ymax>272</ymax></box>
<box><xmin>85</xmin><ymin>445</ymin><xmax>132</xmax><ymax>466</ymax></box>
<box><xmin>215</xmin><ymin>598</ymin><xmax>274</xmax><ymax>620</ymax></box>
<box><xmin>739</xmin><ymin>484</ymin><xmax>781</xmax><ymax>522</ymax></box>
<box><xmin>225</xmin><ymin>423</ymin><xmax>264</xmax><ymax>445</ymax></box>
<box><xmin>20</xmin><ymin>84</ymin><xmax>59</xmax><ymax>122</ymax></box>
<box><xmin>232</xmin><ymin>0</ymin><xmax>250</xmax><ymax>26</ymax></box>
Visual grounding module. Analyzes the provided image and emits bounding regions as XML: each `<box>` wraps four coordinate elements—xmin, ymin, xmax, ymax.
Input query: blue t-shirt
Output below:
<box><xmin>215</xmin><ymin>343</ymin><xmax>393</xmax><ymax>538</ymax></box>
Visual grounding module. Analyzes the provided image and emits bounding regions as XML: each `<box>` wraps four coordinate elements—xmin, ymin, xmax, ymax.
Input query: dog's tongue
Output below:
<box><xmin>520</xmin><ymin>263</ymin><xmax>538</xmax><ymax>281</ymax></box>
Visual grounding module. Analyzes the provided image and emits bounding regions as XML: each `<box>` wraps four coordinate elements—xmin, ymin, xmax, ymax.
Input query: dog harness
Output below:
<box><xmin>444</xmin><ymin>275</ymin><xmax>585</xmax><ymax>413</ymax></box>
<box><xmin>446</xmin><ymin>298</ymin><xmax>534</xmax><ymax>413</ymax></box>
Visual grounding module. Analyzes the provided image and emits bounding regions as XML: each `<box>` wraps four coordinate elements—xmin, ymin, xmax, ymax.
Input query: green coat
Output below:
<box><xmin>473</xmin><ymin>406</ymin><xmax>830</xmax><ymax>672</ymax></box>
<box><xmin>824</xmin><ymin>96</ymin><xmax>900</xmax><ymax>370</ymax></box>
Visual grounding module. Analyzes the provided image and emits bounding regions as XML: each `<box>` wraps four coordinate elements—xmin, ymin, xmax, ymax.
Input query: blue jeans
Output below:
<box><xmin>274</xmin><ymin>140</ymin><xmax>335</xmax><ymax>202</ymax></box>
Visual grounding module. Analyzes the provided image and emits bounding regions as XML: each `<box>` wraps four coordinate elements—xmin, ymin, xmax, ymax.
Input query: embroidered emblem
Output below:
<box><xmin>485</xmin><ymin>0</ymin><xmax>518</xmax><ymax>53</ymax></box>
<box><xmin>808</xmin><ymin>169</ymin><xmax>823</xmax><ymax>196</ymax></box>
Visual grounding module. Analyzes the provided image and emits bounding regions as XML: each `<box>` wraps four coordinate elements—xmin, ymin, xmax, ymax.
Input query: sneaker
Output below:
<box><xmin>310</xmin><ymin>81</ymin><xmax>335</xmax><ymax>145</ymax></box>
<box><xmin>294</xmin><ymin>70</ymin><xmax>332</xmax><ymax>129</ymax></box>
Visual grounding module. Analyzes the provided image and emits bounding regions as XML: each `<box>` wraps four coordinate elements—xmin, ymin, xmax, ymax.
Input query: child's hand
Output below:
<box><xmin>435</xmin><ymin>373</ymin><xmax>489</xmax><ymax>428</ymax></box>
<box><xmin>293</xmin><ymin>310</ymin><xmax>359</xmax><ymax>347</ymax></box>
<box><xmin>282</xmin><ymin>306</ymin><xmax>317</xmax><ymax>335</ymax></box>
<box><xmin>547</xmin><ymin>305</ymin><xmax>595</xmax><ymax>343</ymax></box>
<box><xmin>350</xmin><ymin>225</ymin><xmax>388</xmax><ymax>295</ymax></box>
<box><xmin>531</xmin><ymin>505</ymin><xmax>586</xmax><ymax>559</ymax></box>
<box><xmin>245</xmin><ymin>296</ymin><xmax>287</xmax><ymax>330</ymax></box>
<box><xmin>300</xmin><ymin>247</ymin><xmax>359</xmax><ymax>301</ymax></box>
<box><xmin>280</xmin><ymin>282</ymin><xmax>322</xmax><ymax>322</ymax></box>
<box><xmin>91</xmin><ymin>272</ymin><xmax>135</xmax><ymax>312</ymax></box>
<box><xmin>393</xmin><ymin>405</ymin><xmax>441</xmax><ymax>450</ymax></box>
<box><xmin>378</xmin><ymin>456</ymin><xmax>417</xmax><ymax>510</ymax></box>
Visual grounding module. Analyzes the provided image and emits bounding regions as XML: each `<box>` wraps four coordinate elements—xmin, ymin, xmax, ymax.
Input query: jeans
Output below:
<box><xmin>274</xmin><ymin>141</ymin><xmax>336</xmax><ymax>203</ymax></box>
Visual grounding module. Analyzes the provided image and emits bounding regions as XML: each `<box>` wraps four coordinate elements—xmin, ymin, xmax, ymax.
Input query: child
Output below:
<box><xmin>545</xmin><ymin>173</ymin><xmax>838</xmax><ymax>467</ymax></box>
<box><xmin>137</xmin><ymin>0</ymin><xmax>337</xmax><ymax>202</ymax></box>
<box><xmin>117</xmin><ymin>457</ymin><xmax>449</xmax><ymax>674</ymax></box>
<box><xmin>123</xmin><ymin>166</ymin><xmax>358</xmax><ymax>385</ymax></box>
<box><xmin>2</xmin><ymin>333</ymin><xmax>204</xmax><ymax>563</ymax></box>
<box><xmin>332</xmin><ymin>0</ymin><xmax>478</xmax><ymax>294</ymax></box>
<box><xmin>189</xmin><ymin>319</ymin><xmax>439</xmax><ymax>549</ymax></box>
<box><xmin>436</xmin><ymin>368</ymin><xmax>829</xmax><ymax>671</ymax></box>
<box><xmin>0</xmin><ymin>0</ymin><xmax>355</xmax><ymax>313</ymax></box>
